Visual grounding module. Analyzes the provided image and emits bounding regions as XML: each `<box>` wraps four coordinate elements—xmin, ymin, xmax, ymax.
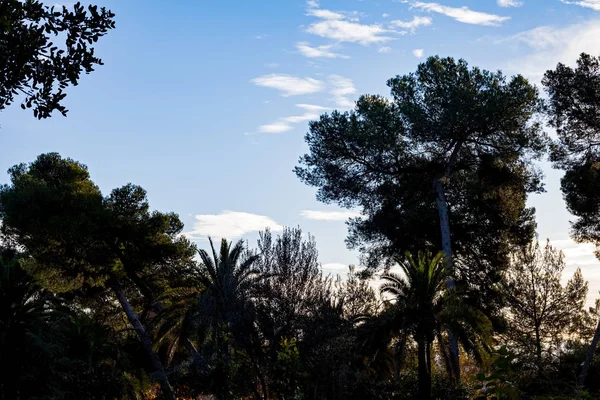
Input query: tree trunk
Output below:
<box><xmin>579</xmin><ymin>318</ymin><xmax>600</xmax><ymax>389</ymax></box>
<box><xmin>433</xmin><ymin>177</ymin><xmax>460</xmax><ymax>381</ymax></box>
<box><xmin>394</xmin><ymin>334</ymin><xmax>407</xmax><ymax>382</ymax></box>
<box><xmin>111</xmin><ymin>282</ymin><xmax>176</xmax><ymax>400</ymax></box>
<box><xmin>417</xmin><ymin>337</ymin><xmax>432</xmax><ymax>400</ymax></box>
<box><xmin>535</xmin><ymin>325</ymin><xmax>543</xmax><ymax>373</ymax></box>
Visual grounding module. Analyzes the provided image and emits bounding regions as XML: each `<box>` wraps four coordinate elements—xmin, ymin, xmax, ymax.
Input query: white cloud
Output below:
<box><xmin>307</xmin><ymin>0</ymin><xmax>319</xmax><ymax>8</ymax></box>
<box><xmin>258</xmin><ymin>121</ymin><xmax>293</xmax><ymax>134</ymax></box>
<box><xmin>322</xmin><ymin>263</ymin><xmax>350</xmax><ymax>271</ymax></box>
<box><xmin>307</xmin><ymin>8</ymin><xmax>346</xmax><ymax>20</ymax></box>
<box><xmin>379</xmin><ymin>46</ymin><xmax>392</xmax><ymax>53</ymax></box>
<box><xmin>258</xmin><ymin>104</ymin><xmax>330</xmax><ymax>134</ymax></box>
<box><xmin>412</xmin><ymin>2</ymin><xmax>510</xmax><ymax>26</ymax></box>
<box><xmin>251</xmin><ymin>74</ymin><xmax>326</xmax><ymax>96</ymax></box>
<box><xmin>498</xmin><ymin>0</ymin><xmax>523</xmax><ymax>7</ymax></box>
<box><xmin>501</xmin><ymin>19</ymin><xmax>600</xmax><ymax>82</ymax></box>
<box><xmin>413</xmin><ymin>48</ymin><xmax>425</xmax><ymax>58</ymax></box>
<box><xmin>561</xmin><ymin>0</ymin><xmax>600</xmax><ymax>10</ymax></box>
<box><xmin>255</xmin><ymin>34</ymin><xmax>267</xmax><ymax>39</ymax></box>
<box><xmin>296</xmin><ymin>42</ymin><xmax>350</xmax><ymax>59</ymax></box>
<box><xmin>184</xmin><ymin>211</ymin><xmax>283</xmax><ymax>240</ymax></box>
<box><xmin>301</xmin><ymin>210</ymin><xmax>361</xmax><ymax>221</ymax></box>
<box><xmin>264</xmin><ymin>62</ymin><xmax>279</xmax><ymax>68</ymax></box>
<box><xmin>304</xmin><ymin>3</ymin><xmax>396</xmax><ymax>45</ymax></box>
<box><xmin>382</xmin><ymin>13</ymin><xmax>390</xmax><ymax>18</ymax></box>
<box><xmin>307</xmin><ymin>19</ymin><xmax>395</xmax><ymax>44</ymax></box>
<box><xmin>296</xmin><ymin>104</ymin><xmax>331</xmax><ymax>112</ymax></box>
<box><xmin>329</xmin><ymin>75</ymin><xmax>357</xmax><ymax>109</ymax></box>
<box><xmin>390</xmin><ymin>16</ymin><xmax>433</xmax><ymax>32</ymax></box>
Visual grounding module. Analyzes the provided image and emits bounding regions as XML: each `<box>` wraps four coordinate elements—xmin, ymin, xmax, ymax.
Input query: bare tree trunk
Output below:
<box><xmin>434</xmin><ymin>177</ymin><xmax>460</xmax><ymax>381</ymax></box>
<box><xmin>579</xmin><ymin>318</ymin><xmax>600</xmax><ymax>389</ymax></box>
<box><xmin>535</xmin><ymin>325</ymin><xmax>543</xmax><ymax>373</ymax></box>
<box><xmin>111</xmin><ymin>282</ymin><xmax>176</xmax><ymax>400</ymax></box>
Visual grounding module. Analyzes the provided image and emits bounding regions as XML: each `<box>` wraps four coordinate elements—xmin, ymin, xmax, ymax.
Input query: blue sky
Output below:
<box><xmin>2</xmin><ymin>0</ymin><xmax>600</xmax><ymax>299</ymax></box>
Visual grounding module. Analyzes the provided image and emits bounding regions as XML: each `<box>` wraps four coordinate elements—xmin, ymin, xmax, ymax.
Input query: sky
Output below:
<box><xmin>2</xmin><ymin>0</ymin><xmax>600</xmax><ymax>302</ymax></box>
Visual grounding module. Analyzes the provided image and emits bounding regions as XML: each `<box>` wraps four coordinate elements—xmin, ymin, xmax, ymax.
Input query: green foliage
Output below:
<box><xmin>3</xmin><ymin>52</ymin><xmax>600</xmax><ymax>400</ymax></box>
<box><xmin>295</xmin><ymin>57</ymin><xmax>547</xmax><ymax>325</ymax></box>
<box><xmin>502</xmin><ymin>241</ymin><xmax>589</xmax><ymax>372</ymax></box>
<box><xmin>474</xmin><ymin>346</ymin><xmax>520</xmax><ymax>400</ymax></box>
<box><xmin>272</xmin><ymin>337</ymin><xmax>303</xmax><ymax>400</ymax></box>
<box><xmin>0</xmin><ymin>0</ymin><xmax>115</xmax><ymax>118</ymax></box>
<box><xmin>380</xmin><ymin>251</ymin><xmax>493</xmax><ymax>399</ymax></box>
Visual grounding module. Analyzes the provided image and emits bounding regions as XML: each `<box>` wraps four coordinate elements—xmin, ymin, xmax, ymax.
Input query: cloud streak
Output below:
<box><xmin>498</xmin><ymin>0</ymin><xmax>523</xmax><ymax>7</ymax></box>
<box><xmin>296</xmin><ymin>42</ymin><xmax>350</xmax><ymax>59</ymax></box>
<box><xmin>258</xmin><ymin>104</ymin><xmax>330</xmax><ymax>134</ymax></box>
<box><xmin>390</xmin><ymin>16</ymin><xmax>432</xmax><ymax>32</ymax></box>
<box><xmin>561</xmin><ymin>0</ymin><xmax>600</xmax><ymax>10</ymax></box>
<box><xmin>251</xmin><ymin>74</ymin><xmax>326</xmax><ymax>96</ymax></box>
<box><xmin>412</xmin><ymin>2</ymin><xmax>510</xmax><ymax>26</ymax></box>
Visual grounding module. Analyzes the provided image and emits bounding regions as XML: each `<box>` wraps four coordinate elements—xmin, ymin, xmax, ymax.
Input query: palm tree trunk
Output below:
<box><xmin>434</xmin><ymin>177</ymin><xmax>460</xmax><ymax>381</ymax></box>
<box><xmin>418</xmin><ymin>337</ymin><xmax>432</xmax><ymax>400</ymax></box>
<box><xmin>111</xmin><ymin>282</ymin><xmax>176</xmax><ymax>400</ymax></box>
<box><xmin>579</xmin><ymin>318</ymin><xmax>600</xmax><ymax>389</ymax></box>
<box><xmin>394</xmin><ymin>334</ymin><xmax>407</xmax><ymax>382</ymax></box>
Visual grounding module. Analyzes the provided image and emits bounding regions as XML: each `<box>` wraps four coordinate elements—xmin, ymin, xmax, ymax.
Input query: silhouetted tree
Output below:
<box><xmin>0</xmin><ymin>0</ymin><xmax>115</xmax><ymax>118</ymax></box>
<box><xmin>0</xmin><ymin>153</ymin><xmax>196</xmax><ymax>400</ymax></box>
<box><xmin>296</xmin><ymin>56</ymin><xmax>547</xmax><ymax>377</ymax></box>
<box><xmin>502</xmin><ymin>240</ymin><xmax>588</xmax><ymax>374</ymax></box>
<box><xmin>543</xmin><ymin>53</ymin><xmax>600</xmax><ymax>389</ymax></box>
<box><xmin>380</xmin><ymin>251</ymin><xmax>493</xmax><ymax>399</ymax></box>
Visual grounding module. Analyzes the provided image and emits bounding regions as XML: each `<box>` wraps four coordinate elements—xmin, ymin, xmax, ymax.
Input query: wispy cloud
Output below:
<box><xmin>296</xmin><ymin>42</ymin><xmax>350</xmax><ymax>59</ymax></box>
<box><xmin>378</xmin><ymin>46</ymin><xmax>392</xmax><ymax>53</ymax></box>
<box><xmin>500</xmin><ymin>19</ymin><xmax>600</xmax><ymax>82</ymax></box>
<box><xmin>498</xmin><ymin>0</ymin><xmax>523</xmax><ymax>7</ymax></box>
<box><xmin>264</xmin><ymin>62</ymin><xmax>279</xmax><ymax>68</ymax></box>
<box><xmin>412</xmin><ymin>2</ymin><xmax>510</xmax><ymax>26</ymax></box>
<box><xmin>413</xmin><ymin>48</ymin><xmax>425</xmax><ymax>58</ymax></box>
<box><xmin>251</xmin><ymin>74</ymin><xmax>326</xmax><ymax>96</ymax></box>
<box><xmin>328</xmin><ymin>75</ymin><xmax>357</xmax><ymax>109</ymax></box>
<box><xmin>561</xmin><ymin>0</ymin><xmax>600</xmax><ymax>10</ymax></box>
<box><xmin>184</xmin><ymin>211</ymin><xmax>283</xmax><ymax>240</ymax></box>
<box><xmin>307</xmin><ymin>8</ymin><xmax>346</xmax><ymax>20</ymax></box>
<box><xmin>307</xmin><ymin>19</ymin><xmax>395</xmax><ymax>44</ymax></box>
<box><xmin>305</xmin><ymin>0</ymin><xmax>396</xmax><ymax>44</ymax></box>
<box><xmin>301</xmin><ymin>210</ymin><xmax>361</xmax><ymax>221</ymax></box>
<box><xmin>390</xmin><ymin>16</ymin><xmax>433</xmax><ymax>32</ymax></box>
<box><xmin>258</xmin><ymin>104</ymin><xmax>330</xmax><ymax>134</ymax></box>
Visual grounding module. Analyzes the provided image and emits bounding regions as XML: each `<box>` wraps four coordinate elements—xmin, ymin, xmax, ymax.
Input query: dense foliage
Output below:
<box><xmin>2</xmin><ymin>7</ymin><xmax>600</xmax><ymax>396</ymax></box>
<box><xmin>0</xmin><ymin>0</ymin><xmax>115</xmax><ymax>118</ymax></box>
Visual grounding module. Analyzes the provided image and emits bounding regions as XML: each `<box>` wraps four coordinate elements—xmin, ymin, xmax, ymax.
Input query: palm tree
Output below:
<box><xmin>380</xmin><ymin>251</ymin><xmax>493</xmax><ymax>400</ymax></box>
<box><xmin>153</xmin><ymin>238</ymin><xmax>262</xmax><ymax>397</ymax></box>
